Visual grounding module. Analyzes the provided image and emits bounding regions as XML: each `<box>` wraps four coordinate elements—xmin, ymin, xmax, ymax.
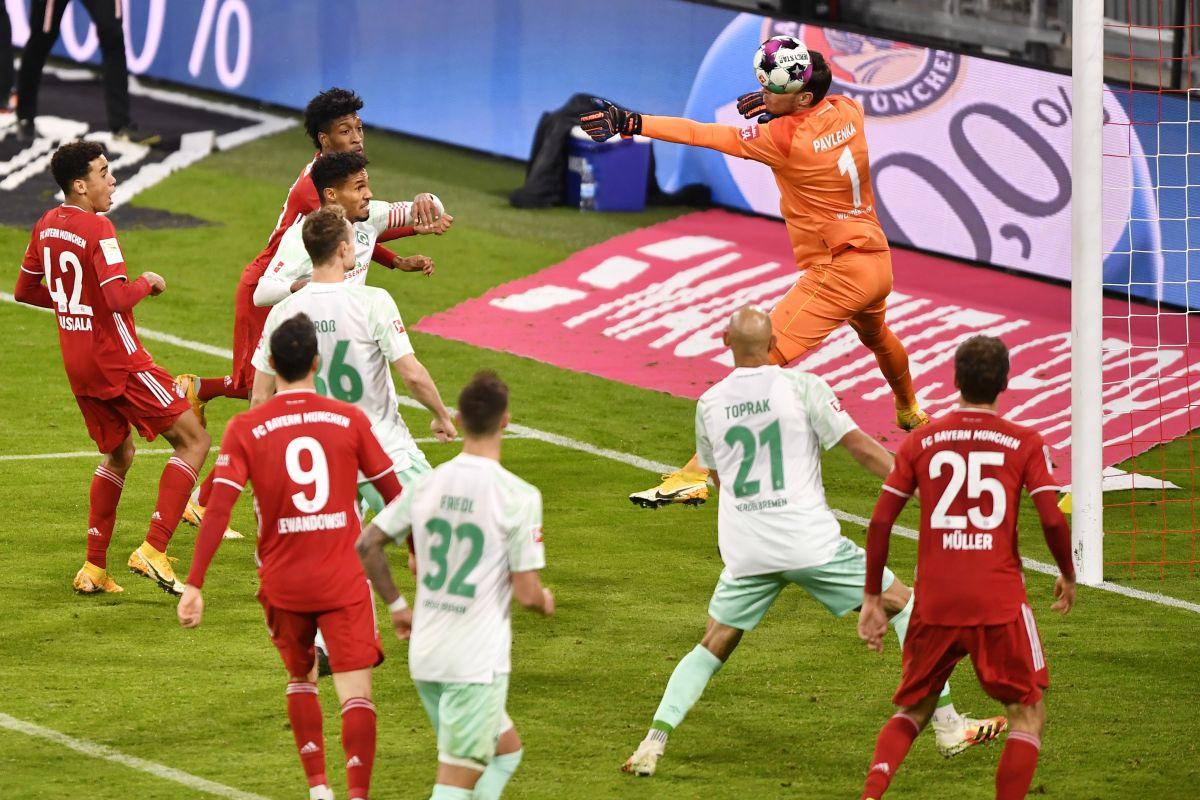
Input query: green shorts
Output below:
<box><xmin>358</xmin><ymin>449</ymin><xmax>432</xmax><ymax>516</ymax></box>
<box><xmin>414</xmin><ymin>674</ymin><xmax>509</xmax><ymax>769</ymax></box>
<box><xmin>708</xmin><ymin>537</ymin><xmax>896</xmax><ymax>631</ymax></box>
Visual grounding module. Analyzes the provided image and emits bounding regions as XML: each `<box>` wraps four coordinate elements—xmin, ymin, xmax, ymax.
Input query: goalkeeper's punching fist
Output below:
<box><xmin>579</xmin><ymin>98</ymin><xmax>642</xmax><ymax>142</ymax></box>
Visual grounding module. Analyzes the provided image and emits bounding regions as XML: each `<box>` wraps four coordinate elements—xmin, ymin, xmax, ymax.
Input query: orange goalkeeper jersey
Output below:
<box><xmin>642</xmin><ymin>95</ymin><xmax>888</xmax><ymax>269</ymax></box>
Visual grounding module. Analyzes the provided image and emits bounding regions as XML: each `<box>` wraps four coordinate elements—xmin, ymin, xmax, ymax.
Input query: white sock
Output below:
<box><xmin>931</xmin><ymin>701</ymin><xmax>959</xmax><ymax>726</ymax></box>
<box><xmin>646</xmin><ymin>727</ymin><xmax>668</xmax><ymax>744</ymax></box>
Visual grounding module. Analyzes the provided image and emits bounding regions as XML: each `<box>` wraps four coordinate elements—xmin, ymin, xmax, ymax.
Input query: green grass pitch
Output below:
<box><xmin>0</xmin><ymin>126</ymin><xmax>1197</xmax><ymax>799</ymax></box>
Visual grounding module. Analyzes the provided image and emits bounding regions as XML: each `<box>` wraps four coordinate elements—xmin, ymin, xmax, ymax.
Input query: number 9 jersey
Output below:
<box><xmin>883</xmin><ymin>407</ymin><xmax>1060</xmax><ymax>626</ymax></box>
<box><xmin>210</xmin><ymin>390</ymin><xmax>395</xmax><ymax>611</ymax></box>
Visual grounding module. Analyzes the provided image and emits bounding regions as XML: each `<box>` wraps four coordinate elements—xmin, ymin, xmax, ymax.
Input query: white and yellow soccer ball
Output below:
<box><xmin>753</xmin><ymin>35</ymin><xmax>814</xmax><ymax>94</ymax></box>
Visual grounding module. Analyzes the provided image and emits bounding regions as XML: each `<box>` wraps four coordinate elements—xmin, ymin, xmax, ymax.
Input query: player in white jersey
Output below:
<box><xmin>622</xmin><ymin>306</ymin><xmax>1005</xmax><ymax>779</ymax></box>
<box><xmin>358</xmin><ymin>370</ymin><xmax>554</xmax><ymax>800</ymax></box>
<box><xmin>251</xmin><ymin>206</ymin><xmax>456</xmax><ymax>503</ymax></box>
<box><xmin>253</xmin><ymin>150</ymin><xmax>452</xmax><ymax>307</ymax></box>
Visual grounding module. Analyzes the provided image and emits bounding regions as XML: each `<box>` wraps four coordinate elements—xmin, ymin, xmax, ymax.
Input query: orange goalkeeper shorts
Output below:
<box><xmin>768</xmin><ymin>247</ymin><xmax>894</xmax><ymax>366</ymax></box>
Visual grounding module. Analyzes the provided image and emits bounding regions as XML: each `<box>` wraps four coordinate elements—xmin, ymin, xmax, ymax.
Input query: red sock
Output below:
<box><xmin>286</xmin><ymin>682</ymin><xmax>327</xmax><ymax>788</ymax></box>
<box><xmin>341</xmin><ymin>698</ymin><xmax>377</xmax><ymax>800</ymax></box>
<box><xmin>145</xmin><ymin>457</ymin><xmax>198</xmax><ymax>552</ymax></box>
<box><xmin>197</xmin><ymin>469</ymin><xmax>215</xmax><ymax>507</ymax></box>
<box><xmin>197</xmin><ymin>376</ymin><xmax>232</xmax><ymax>401</ymax></box>
<box><xmin>861</xmin><ymin>713</ymin><xmax>921</xmax><ymax>799</ymax></box>
<box><xmin>87</xmin><ymin>465</ymin><xmax>125</xmax><ymax>569</ymax></box>
<box><xmin>996</xmin><ymin>732</ymin><xmax>1041</xmax><ymax>799</ymax></box>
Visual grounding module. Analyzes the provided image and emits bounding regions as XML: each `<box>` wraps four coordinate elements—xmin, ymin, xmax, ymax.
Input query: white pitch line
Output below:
<box><xmin>0</xmin><ymin>437</ymin><xmax>483</xmax><ymax>463</ymax></box>
<box><xmin>2</xmin><ymin>293</ymin><xmax>1196</xmax><ymax>614</ymax></box>
<box><xmin>0</xmin><ymin>712</ymin><xmax>271</xmax><ymax>800</ymax></box>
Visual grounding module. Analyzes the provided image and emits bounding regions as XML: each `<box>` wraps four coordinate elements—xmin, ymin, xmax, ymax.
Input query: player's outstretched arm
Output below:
<box><xmin>512</xmin><ymin>570</ymin><xmax>555</xmax><ymax>617</ymax></box>
<box><xmin>356</xmin><ymin>523</ymin><xmax>412</xmax><ymax>640</ymax></box>
<box><xmin>392</xmin><ymin>354</ymin><xmax>457</xmax><ymax>441</ymax></box>
<box><xmin>838</xmin><ymin>429</ymin><xmax>895</xmax><ymax>480</ymax></box>
<box><xmin>1032</xmin><ymin>490</ymin><xmax>1077</xmax><ymax>614</ymax></box>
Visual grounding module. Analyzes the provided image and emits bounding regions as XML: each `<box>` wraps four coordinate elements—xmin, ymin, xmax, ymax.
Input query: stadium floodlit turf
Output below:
<box><xmin>0</xmin><ymin>126</ymin><xmax>1196</xmax><ymax>799</ymax></box>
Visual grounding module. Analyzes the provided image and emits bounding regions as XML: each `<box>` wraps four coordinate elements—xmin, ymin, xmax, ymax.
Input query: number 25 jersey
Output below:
<box><xmin>884</xmin><ymin>408</ymin><xmax>1060</xmax><ymax>626</ymax></box>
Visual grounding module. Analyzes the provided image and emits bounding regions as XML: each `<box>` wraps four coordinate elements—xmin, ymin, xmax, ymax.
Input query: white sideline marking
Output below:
<box><xmin>0</xmin><ymin>437</ymin><xmax>484</xmax><ymax>463</ymax></box>
<box><xmin>0</xmin><ymin>712</ymin><xmax>270</xmax><ymax>800</ymax></box>
<box><xmin>2</xmin><ymin>292</ymin><xmax>1197</xmax><ymax>615</ymax></box>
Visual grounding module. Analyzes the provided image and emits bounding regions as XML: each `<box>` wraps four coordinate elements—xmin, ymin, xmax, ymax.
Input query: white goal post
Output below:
<box><xmin>1071</xmin><ymin>0</ymin><xmax>1105</xmax><ymax>586</ymax></box>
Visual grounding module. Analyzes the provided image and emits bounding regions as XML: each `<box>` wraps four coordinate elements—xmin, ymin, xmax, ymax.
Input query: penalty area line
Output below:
<box><xmin>0</xmin><ymin>437</ymin><xmax>476</xmax><ymax>463</ymax></box>
<box><xmin>0</xmin><ymin>712</ymin><xmax>270</xmax><ymax>800</ymax></box>
<box><xmin>2</xmin><ymin>292</ymin><xmax>1196</xmax><ymax>615</ymax></box>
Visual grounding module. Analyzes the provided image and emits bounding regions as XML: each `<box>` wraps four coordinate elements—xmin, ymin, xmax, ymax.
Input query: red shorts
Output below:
<box><xmin>258</xmin><ymin>584</ymin><xmax>384</xmax><ymax>678</ymax></box>
<box><xmin>893</xmin><ymin>604</ymin><xmax>1049</xmax><ymax>708</ymax></box>
<box><xmin>231</xmin><ymin>280</ymin><xmax>270</xmax><ymax>392</ymax></box>
<box><xmin>75</xmin><ymin>365</ymin><xmax>189</xmax><ymax>453</ymax></box>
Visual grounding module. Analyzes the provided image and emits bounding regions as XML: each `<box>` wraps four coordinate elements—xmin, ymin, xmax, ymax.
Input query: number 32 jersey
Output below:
<box><xmin>373</xmin><ymin>453</ymin><xmax>545</xmax><ymax>684</ymax></box>
<box><xmin>22</xmin><ymin>205</ymin><xmax>153</xmax><ymax>398</ymax></box>
<box><xmin>884</xmin><ymin>408</ymin><xmax>1060</xmax><ymax>626</ymax></box>
<box><xmin>695</xmin><ymin>365</ymin><xmax>858</xmax><ymax>579</ymax></box>
<box><xmin>211</xmin><ymin>390</ymin><xmax>395</xmax><ymax>611</ymax></box>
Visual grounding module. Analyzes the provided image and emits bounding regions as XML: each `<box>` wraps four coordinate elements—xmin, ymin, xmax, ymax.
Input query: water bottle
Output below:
<box><xmin>579</xmin><ymin>159</ymin><xmax>597</xmax><ymax>211</ymax></box>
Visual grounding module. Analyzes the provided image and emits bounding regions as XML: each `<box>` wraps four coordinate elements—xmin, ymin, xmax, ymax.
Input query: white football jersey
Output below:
<box><xmin>695</xmin><ymin>365</ymin><xmax>857</xmax><ymax>578</ymax></box>
<box><xmin>252</xmin><ymin>281</ymin><xmax>421</xmax><ymax>471</ymax></box>
<box><xmin>373</xmin><ymin>453</ymin><xmax>545</xmax><ymax>684</ymax></box>
<box><xmin>257</xmin><ymin>199</ymin><xmax>412</xmax><ymax>302</ymax></box>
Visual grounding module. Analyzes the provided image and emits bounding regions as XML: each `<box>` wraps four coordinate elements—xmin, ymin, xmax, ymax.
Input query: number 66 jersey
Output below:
<box><xmin>883</xmin><ymin>407</ymin><xmax>1060</xmax><ymax>626</ymax></box>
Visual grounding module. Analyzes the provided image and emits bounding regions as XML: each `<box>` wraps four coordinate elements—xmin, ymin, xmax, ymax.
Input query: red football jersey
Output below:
<box><xmin>210</xmin><ymin>389</ymin><xmax>394</xmax><ymax>612</ymax></box>
<box><xmin>22</xmin><ymin>205</ymin><xmax>154</xmax><ymax>398</ymax></box>
<box><xmin>239</xmin><ymin>155</ymin><xmax>319</xmax><ymax>288</ymax></box>
<box><xmin>884</xmin><ymin>408</ymin><xmax>1060</xmax><ymax>626</ymax></box>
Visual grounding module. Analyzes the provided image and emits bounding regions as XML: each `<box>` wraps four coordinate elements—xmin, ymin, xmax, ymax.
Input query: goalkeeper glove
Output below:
<box><xmin>736</xmin><ymin>90</ymin><xmax>777</xmax><ymax>124</ymax></box>
<box><xmin>579</xmin><ymin>98</ymin><xmax>642</xmax><ymax>142</ymax></box>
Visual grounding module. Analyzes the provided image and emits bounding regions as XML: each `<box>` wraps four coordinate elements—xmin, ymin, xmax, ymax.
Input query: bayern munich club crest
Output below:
<box><xmin>762</xmin><ymin>20</ymin><xmax>962</xmax><ymax>117</ymax></box>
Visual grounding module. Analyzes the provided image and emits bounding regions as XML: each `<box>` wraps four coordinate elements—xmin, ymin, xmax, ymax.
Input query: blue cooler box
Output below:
<box><xmin>565</xmin><ymin>126</ymin><xmax>651</xmax><ymax>212</ymax></box>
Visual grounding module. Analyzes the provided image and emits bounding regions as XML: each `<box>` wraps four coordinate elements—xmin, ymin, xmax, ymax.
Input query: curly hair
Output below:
<box><xmin>50</xmin><ymin>140</ymin><xmax>106</xmax><ymax>194</ymax></box>
<box><xmin>303</xmin><ymin>87</ymin><xmax>364</xmax><ymax>149</ymax></box>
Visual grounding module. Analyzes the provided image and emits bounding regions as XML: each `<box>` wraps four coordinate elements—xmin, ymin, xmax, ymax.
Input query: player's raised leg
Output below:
<box><xmin>74</xmin><ymin>432</ymin><xmax>135</xmax><ymax>594</ymax></box>
<box><xmin>128</xmin><ymin>400</ymin><xmax>210</xmax><ymax>595</ymax></box>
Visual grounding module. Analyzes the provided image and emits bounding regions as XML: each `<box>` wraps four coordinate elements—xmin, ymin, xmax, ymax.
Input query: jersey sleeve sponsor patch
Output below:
<box><xmin>99</xmin><ymin>237</ymin><xmax>124</xmax><ymax>265</ymax></box>
<box><xmin>739</xmin><ymin>125</ymin><xmax>760</xmax><ymax>141</ymax></box>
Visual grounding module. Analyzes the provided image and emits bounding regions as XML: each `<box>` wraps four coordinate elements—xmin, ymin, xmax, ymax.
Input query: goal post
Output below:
<box><xmin>1072</xmin><ymin>0</ymin><xmax>1105</xmax><ymax>586</ymax></box>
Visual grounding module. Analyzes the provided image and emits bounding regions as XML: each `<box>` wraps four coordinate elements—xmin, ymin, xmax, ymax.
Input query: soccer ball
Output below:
<box><xmin>754</xmin><ymin>36</ymin><xmax>813</xmax><ymax>94</ymax></box>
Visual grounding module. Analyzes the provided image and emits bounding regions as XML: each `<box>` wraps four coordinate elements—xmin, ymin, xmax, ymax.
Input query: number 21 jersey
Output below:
<box><xmin>884</xmin><ymin>408</ymin><xmax>1060</xmax><ymax>626</ymax></box>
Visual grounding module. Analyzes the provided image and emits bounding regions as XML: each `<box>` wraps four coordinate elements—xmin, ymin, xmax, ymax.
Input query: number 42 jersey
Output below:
<box><xmin>22</xmin><ymin>205</ymin><xmax>153</xmax><ymax>398</ymax></box>
<box><xmin>884</xmin><ymin>407</ymin><xmax>1060</xmax><ymax>626</ymax></box>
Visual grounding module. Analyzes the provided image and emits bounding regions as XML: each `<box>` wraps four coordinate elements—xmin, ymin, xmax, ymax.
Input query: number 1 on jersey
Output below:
<box><xmin>837</xmin><ymin>146</ymin><xmax>863</xmax><ymax>210</ymax></box>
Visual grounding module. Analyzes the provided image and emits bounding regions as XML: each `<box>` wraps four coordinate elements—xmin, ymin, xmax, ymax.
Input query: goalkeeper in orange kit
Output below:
<box><xmin>581</xmin><ymin>37</ymin><xmax>929</xmax><ymax>509</ymax></box>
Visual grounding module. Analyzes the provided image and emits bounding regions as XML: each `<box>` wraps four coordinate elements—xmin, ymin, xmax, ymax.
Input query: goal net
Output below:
<box><xmin>1077</xmin><ymin>0</ymin><xmax>1200</xmax><ymax>580</ymax></box>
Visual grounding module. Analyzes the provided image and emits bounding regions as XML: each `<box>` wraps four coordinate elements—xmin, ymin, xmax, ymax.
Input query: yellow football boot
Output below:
<box><xmin>629</xmin><ymin>469</ymin><xmax>709</xmax><ymax>509</ymax></box>
<box><xmin>73</xmin><ymin>562</ymin><xmax>124</xmax><ymax>594</ymax></box>
<box><xmin>128</xmin><ymin>542</ymin><xmax>185</xmax><ymax>596</ymax></box>
<box><xmin>181</xmin><ymin>494</ymin><xmax>243</xmax><ymax>539</ymax></box>
<box><xmin>896</xmin><ymin>404</ymin><xmax>931</xmax><ymax>432</ymax></box>
<box><xmin>173</xmin><ymin>373</ymin><xmax>207</xmax><ymax>428</ymax></box>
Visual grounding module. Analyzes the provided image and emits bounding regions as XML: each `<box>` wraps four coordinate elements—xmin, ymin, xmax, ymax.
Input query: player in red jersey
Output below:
<box><xmin>175</xmin><ymin>87</ymin><xmax>446</xmax><ymax>417</ymax></box>
<box><xmin>13</xmin><ymin>141</ymin><xmax>210</xmax><ymax>596</ymax></box>
<box><xmin>178</xmin><ymin>313</ymin><xmax>403</xmax><ymax>800</ymax></box>
<box><xmin>856</xmin><ymin>336</ymin><xmax>1077</xmax><ymax>800</ymax></box>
